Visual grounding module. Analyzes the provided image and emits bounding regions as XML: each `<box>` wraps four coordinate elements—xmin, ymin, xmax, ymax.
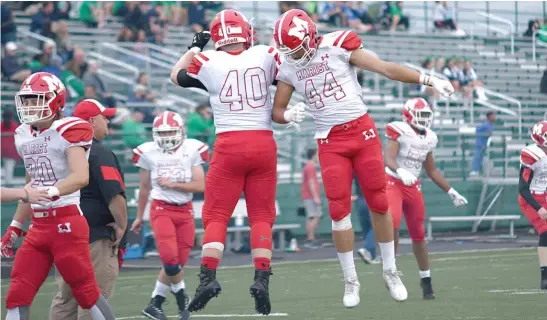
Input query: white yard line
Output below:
<box><xmin>116</xmin><ymin>313</ymin><xmax>289</xmax><ymax>319</ymax></box>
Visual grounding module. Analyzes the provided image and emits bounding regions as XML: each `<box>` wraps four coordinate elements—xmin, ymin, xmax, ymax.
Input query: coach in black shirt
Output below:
<box><xmin>50</xmin><ymin>99</ymin><xmax>128</xmax><ymax>320</ymax></box>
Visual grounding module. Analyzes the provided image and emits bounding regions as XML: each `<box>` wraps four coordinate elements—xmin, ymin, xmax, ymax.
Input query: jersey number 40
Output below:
<box><xmin>220</xmin><ymin>69</ymin><xmax>268</xmax><ymax>111</ymax></box>
<box><xmin>305</xmin><ymin>72</ymin><xmax>346</xmax><ymax>109</ymax></box>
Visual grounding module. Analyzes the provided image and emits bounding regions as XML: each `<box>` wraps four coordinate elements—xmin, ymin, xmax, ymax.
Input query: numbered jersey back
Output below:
<box><xmin>132</xmin><ymin>139</ymin><xmax>209</xmax><ymax>204</ymax></box>
<box><xmin>277</xmin><ymin>30</ymin><xmax>367</xmax><ymax>139</ymax></box>
<box><xmin>14</xmin><ymin>117</ymin><xmax>94</xmax><ymax>209</ymax></box>
<box><xmin>385</xmin><ymin>121</ymin><xmax>438</xmax><ymax>179</ymax></box>
<box><xmin>187</xmin><ymin>45</ymin><xmax>280</xmax><ymax>134</ymax></box>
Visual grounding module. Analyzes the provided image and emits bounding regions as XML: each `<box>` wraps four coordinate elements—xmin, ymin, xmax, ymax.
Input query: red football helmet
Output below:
<box><xmin>15</xmin><ymin>72</ymin><xmax>67</xmax><ymax>125</ymax></box>
<box><xmin>402</xmin><ymin>98</ymin><xmax>433</xmax><ymax>130</ymax></box>
<box><xmin>153</xmin><ymin>111</ymin><xmax>185</xmax><ymax>151</ymax></box>
<box><xmin>531</xmin><ymin>120</ymin><xmax>547</xmax><ymax>147</ymax></box>
<box><xmin>273</xmin><ymin>9</ymin><xmax>318</xmax><ymax>68</ymax></box>
<box><xmin>210</xmin><ymin>9</ymin><xmax>252</xmax><ymax>50</ymax></box>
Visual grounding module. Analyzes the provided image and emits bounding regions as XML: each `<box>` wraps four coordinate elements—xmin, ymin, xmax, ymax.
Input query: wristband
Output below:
<box><xmin>419</xmin><ymin>74</ymin><xmax>431</xmax><ymax>86</ymax></box>
<box><xmin>190</xmin><ymin>47</ymin><xmax>201</xmax><ymax>54</ymax></box>
<box><xmin>48</xmin><ymin>186</ymin><xmax>60</xmax><ymax>200</ymax></box>
<box><xmin>10</xmin><ymin>220</ymin><xmax>23</xmax><ymax>229</ymax></box>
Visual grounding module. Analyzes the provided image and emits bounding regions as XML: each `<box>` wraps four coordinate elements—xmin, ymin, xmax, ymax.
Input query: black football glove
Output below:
<box><xmin>188</xmin><ymin>31</ymin><xmax>211</xmax><ymax>51</ymax></box>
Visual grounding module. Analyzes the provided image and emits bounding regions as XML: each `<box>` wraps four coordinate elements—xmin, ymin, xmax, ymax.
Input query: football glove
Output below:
<box><xmin>448</xmin><ymin>188</ymin><xmax>468</xmax><ymax>207</ymax></box>
<box><xmin>284</xmin><ymin>102</ymin><xmax>306</xmax><ymax>123</ymax></box>
<box><xmin>1</xmin><ymin>221</ymin><xmax>26</xmax><ymax>258</ymax></box>
<box><xmin>396</xmin><ymin>168</ymin><xmax>417</xmax><ymax>186</ymax></box>
<box><xmin>188</xmin><ymin>31</ymin><xmax>211</xmax><ymax>51</ymax></box>
<box><xmin>420</xmin><ymin>75</ymin><xmax>454</xmax><ymax>98</ymax></box>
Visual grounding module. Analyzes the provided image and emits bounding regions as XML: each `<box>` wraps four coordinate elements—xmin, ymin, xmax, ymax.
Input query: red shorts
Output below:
<box><xmin>386</xmin><ymin>175</ymin><xmax>426</xmax><ymax>241</ymax></box>
<box><xmin>317</xmin><ymin>113</ymin><xmax>388</xmax><ymax>221</ymax></box>
<box><xmin>202</xmin><ymin>130</ymin><xmax>277</xmax><ymax>229</ymax></box>
<box><xmin>518</xmin><ymin>193</ymin><xmax>547</xmax><ymax>235</ymax></box>
<box><xmin>6</xmin><ymin>205</ymin><xmax>100</xmax><ymax>309</ymax></box>
<box><xmin>150</xmin><ymin>199</ymin><xmax>195</xmax><ymax>267</ymax></box>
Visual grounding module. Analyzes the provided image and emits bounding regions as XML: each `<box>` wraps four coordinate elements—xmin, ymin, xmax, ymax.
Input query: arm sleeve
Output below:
<box><xmin>90</xmin><ymin>151</ymin><xmax>126</xmax><ymax>204</ymax></box>
<box><xmin>176</xmin><ymin>69</ymin><xmax>207</xmax><ymax>90</ymax></box>
<box><xmin>58</xmin><ymin>120</ymin><xmax>94</xmax><ymax>150</ymax></box>
<box><xmin>385</xmin><ymin>123</ymin><xmax>402</xmax><ymax>141</ymax></box>
<box><xmin>191</xmin><ymin>142</ymin><xmax>210</xmax><ymax>166</ymax></box>
<box><xmin>518</xmin><ymin>166</ymin><xmax>543</xmax><ymax>211</ymax></box>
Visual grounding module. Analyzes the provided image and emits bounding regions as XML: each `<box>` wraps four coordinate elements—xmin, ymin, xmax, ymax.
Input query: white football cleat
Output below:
<box><xmin>383</xmin><ymin>269</ymin><xmax>408</xmax><ymax>302</ymax></box>
<box><xmin>343</xmin><ymin>277</ymin><xmax>360</xmax><ymax>308</ymax></box>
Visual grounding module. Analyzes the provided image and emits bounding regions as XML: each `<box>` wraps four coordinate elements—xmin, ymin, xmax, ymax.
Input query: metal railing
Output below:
<box><xmin>476</xmin><ymin>11</ymin><xmax>515</xmax><ymax>55</ymax></box>
<box><xmin>532</xmin><ymin>29</ymin><xmax>547</xmax><ymax>62</ymax></box>
<box><xmin>16</xmin><ymin>29</ymin><xmax>57</xmax><ymax>56</ymax></box>
<box><xmin>481</xmin><ymin>88</ymin><xmax>522</xmax><ymax>135</ymax></box>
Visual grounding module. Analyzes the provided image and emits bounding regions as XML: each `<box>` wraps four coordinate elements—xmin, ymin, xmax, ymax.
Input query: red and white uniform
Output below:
<box><xmin>277</xmin><ymin>29</ymin><xmax>387</xmax><ymax>220</ymax></box>
<box><xmin>6</xmin><ymin>117</ymin><xmax>101</xmax><ymax>310</ymax></box>
<box><xmin>185</xmin><ymin>44</ymin><xmax>279</xmax><ymax>248</ymax></box>
<box><xmin>385</xmin><ymin>121</ymin><xmax>438</xmax><ymax>240</ymax></box>
<box><xmin>277</xmin><ymin>30</ymin><xmax>366</xmax><ymax>140</ymax></box>
<box><xmin>133</xmin><ymin>138</ymin><xmax>208</xmax><ymax>267</ymax></box>
<box><xmin>187</xmin><ymin>45</ymin><xmax>280</xmax><ymax>134</ymax></box>
<box><xmin>518</xmin><ymin>144</ymin><xmax>547</xmax><ymax>235</ymax></box>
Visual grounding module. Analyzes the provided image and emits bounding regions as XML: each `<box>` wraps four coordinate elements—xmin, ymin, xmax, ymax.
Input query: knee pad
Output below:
<box><xmin>363</xmin><ymin>189</ymin><xmax>388</xmax><ymax>214</ymax></box>
<box><xmin>89</xmin><ymin>295</ymin><xmax>116</xmax><ymax>320</ymax></box>
<box><xmin>332</xmin><ymin>214</ymin><xmax>352</xmax><ymax>231</ymax></box>
<box><xmin>163</xmin><ymin>263</ymin><xmax>182</xmax><ymax>276</ymax></box>
<box><xmin>539</xmin><ymin>232</ymin><xmax>547</xmax><ymax>247</ymax></box>
<box><xmin>6</xmin><ymin>307</ymin><xmax>29</xmax><ymax>320</ymax></box>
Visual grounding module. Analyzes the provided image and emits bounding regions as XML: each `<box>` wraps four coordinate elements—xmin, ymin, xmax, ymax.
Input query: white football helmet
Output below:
<box><xmin>402</xmin><ymin>98</ymin><xmax>433</xmax><ymax>130</ymax></box>
<box><xmin>152</xmin><ymin>111</ymin><xmax>185</xmax><ymax>151</ymax></box>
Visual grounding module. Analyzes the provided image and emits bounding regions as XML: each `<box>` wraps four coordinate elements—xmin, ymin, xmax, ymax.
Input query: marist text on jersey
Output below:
<box><xmin>22</xmin><ymin>142</ymin><xmax>49</xmax><ymax>155</ymax></box>
<box><xmin>296</xmin><ymin>61</ymin><xmax>330</xmax><ymax>81</ymax></box>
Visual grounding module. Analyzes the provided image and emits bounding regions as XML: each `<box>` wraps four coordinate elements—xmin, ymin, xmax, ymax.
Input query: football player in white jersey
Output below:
<box><xmin>518</xmin><ymin>120</ymin><xmax>547</xmax><ymax>290</ymax></box>
<box><xmin>1</xmin><ymin>185</ymin><xmax>49</xmax><ymax>204</ymax></box>
<box><xmin>384</xmin><ymin>98</ymin><xmax>468</xmax><ymax>299</ymax></box>
<box><xmin>271</xmin><ymin>9</ymin><xmax>454</xmax><ymax>307</ymax></box>
<box><xmin>130</xmin><ymin>111</ymin><xmax>208</xmax><ymax>320</ymax></box>
<box><xmin>169</xmin><ymin>9</ymin><xmax>303</xmax><ymax>315</ymax></box>
<box><xmin>0</xmin><ymin>72</ymin><xmax>115</xmax><ymax>320</ymax></box>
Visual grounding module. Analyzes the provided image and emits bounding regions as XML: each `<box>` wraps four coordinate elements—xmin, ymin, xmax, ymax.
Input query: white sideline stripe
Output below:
<box><xmin>0</xmin><ymin>247</ymin><xmax>535</xmax><ymax>287</ymax></box>
<box><xmin>116</xmin><ymin>313</ymin><xmax>289</xmax><ymax>319</ymax></box>
<box><xmin>487</xmin><ymin>289</ymin><xmax>545</xmax><ymax>294</ymax></box>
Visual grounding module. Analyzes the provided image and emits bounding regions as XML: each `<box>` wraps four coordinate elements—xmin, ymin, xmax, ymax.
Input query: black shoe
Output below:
<box><xmin>142</xmin><ymin>295</ymin><xmax>168</xmax><ymax>320</ymax></box>
<box><xmin>420</xmin><ymin>277</ymin><xmax>435</xmax><ymax>300</ymax></box>
<box><xmin>250</xmin><ymin>269</ymin><xmax>272</xmax><ymax>315</ymax></box>
<box><xmin>187</xmin><ymin>265</ymin><xmax>222</xmax><ymax>312</ymax></box>
<box><xmin>541</xmin><ymin>278</ymin><xmax>547</xmax><ymax>290</ymax></box>
<box><xmin>173</xmin><ymin>289</ymin><xmax>191</xmax><ymax>320</ymax></box>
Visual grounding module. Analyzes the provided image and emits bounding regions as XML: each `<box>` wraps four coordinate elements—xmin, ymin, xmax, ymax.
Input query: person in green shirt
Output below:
<box><xmin>122</xmin><ymin>111</ymin><xmax>147</xmax><ymax>149</ymax></box>
<box><xmin>390</xmin><ymin>1</ymin><xmax>409</xmax><ymax>31</ymax></box>
<box><xmin>186</xmin><ymin>105</ymin><xmax>215</xmax><ymax>145</ymax></box>
<box><xmin>539</xmin><ymin>21</ymin><xmax>547</xmax><ymax>43</ymax></box>
<box><xmin>79</xmin><ymin>1</ymin><xmax>104</xmax><ymax>28</ymax></box>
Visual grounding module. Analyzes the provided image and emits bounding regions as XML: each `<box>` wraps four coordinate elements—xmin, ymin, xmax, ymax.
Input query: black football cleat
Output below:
<box><xmin>142</xmin><ymin>295</ymin><xmax>168</xmax><ymax>320</ymax></box>
<box><xmin>420</xmin><ymin>277</ymin><xmax>435</xmax><ymax>300</ymax></box>
<box><xmin>541</xmin><ymin>278</ymin><xmax>547</xmax><ymax>290</ymax></box>
<box><xmin>173</xmin><ymin>288</ymin><xmax>191</xmax><ymax>320</ymax></box>
<box><xmin>250</xmin><ymin>269</ymin><xmax>272</xmax><ymax>315</ymax></box>
<box><xmin>188</xmin><ymin>266</ymin><xmax>222</xmax><ymax>312</ymax></box>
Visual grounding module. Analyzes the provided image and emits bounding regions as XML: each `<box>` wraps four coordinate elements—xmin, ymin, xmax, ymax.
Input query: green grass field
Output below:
<box><xmin>2</xmin><ymin>248</ymin><xmax>546</xmax><ymax>320</ymax></box>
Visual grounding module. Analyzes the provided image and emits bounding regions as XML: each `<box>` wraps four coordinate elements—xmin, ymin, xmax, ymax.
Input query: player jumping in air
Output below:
<box><xmin>271</xmin><ymin>9</ymin><xmax>455</xmax><ymax>306</ymax></box>
<box><xmin>384</xmin><ymin>98</ymin><xmax>468</xmax><ymax>299</ymax></box>
<box><xmin>131</xmin><ymin>111</ymin><xmax>208</xmax><ymax>320</ymax></box>
<box><xmin>518</xmin><ymin>120</ymin><xmax>547</xmax><ymax>290</ymax></box>
<box><xmin>169</xmin><ymin>9</ymin><xmax>304</xmax><ymax>315</ymax></box>
<box><xmin>0</xmin><ymin>72</ymin><xmax>115</xmax><ymax>320</ymax></box>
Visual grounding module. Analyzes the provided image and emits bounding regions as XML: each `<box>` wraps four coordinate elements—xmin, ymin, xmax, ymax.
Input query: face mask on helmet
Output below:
<box><xmin>153</xmin><ymin>127</ymin><xmax>184</xmax><ymax>151</ymax></box>
<box><xmin>278</xmin><ymin>36</ymin><xmax>316</xmax><ymax>68</ymax></box>
<box><xmin>15</xmin><ymin>91</ymin><xmax>56</xmax><ymax>124</ymax></box>
<box><xmin>412</xmin><ymin>109</ymin><xmax>433</xmax><ymax>129</ymax></box>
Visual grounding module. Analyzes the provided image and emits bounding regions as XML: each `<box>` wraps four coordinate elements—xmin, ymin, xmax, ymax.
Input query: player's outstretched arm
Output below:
<box><xmin>349</xmin><ymin>49</ymin><xmax>454</xmax><ymax>98</ymax></box>
<box><xmin>54</xmin><ymin>146</ymin><xmax>89</xmax><ymax>197</ymax></box>
<box><xmin>424</xmin><ymin>152</ymin><xmax>467</xmax><ymax>207</ymax></box>
<box><xmin>131</xmin><ymin>168</ymin><xmax>151</xmax><ymax>234</ymax></box>
<box><xmin>385</xmin><ymin>136</ymin><xmax>417</xmax><ymax>186</ymax></box>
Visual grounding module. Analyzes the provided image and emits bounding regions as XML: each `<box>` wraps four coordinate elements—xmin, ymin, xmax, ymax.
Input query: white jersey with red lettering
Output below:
<box><xmin>186</xmin><ymin>45</ymin><xmax>281</xmax><ymax>134</ymax></box>
<box><xmin>385</xmin><ymin>121</ymin><xmax>438</xmax><ymax>180</ymax></box>
<box><xmin>276</xmin><ymin>30</ymin><xmax>367</xmax><ymax>139</ymax></box>
<box><xmin>132</xmin><ymin>138</ymin><xmax>209</xmax><ymax>204</ymax></box>
<box><xmin>520</xmin><ymin>144</ymin><xmax>547</xmax><ymax>192</ymax></box>
<box><xmin>14</xmin><ymin>117</ymin><xmax>94</xmax><ymax>210</ymax></box>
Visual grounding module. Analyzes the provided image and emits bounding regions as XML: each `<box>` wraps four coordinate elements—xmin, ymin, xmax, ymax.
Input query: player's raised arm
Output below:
<box><xmin>349</xmin><ymin>49</ymin><xmax>454</xmax><ymax>98</ymax></box>
<box><xmin>423</xmin><ymin>152</ymin><xmax>467</xmax><ymax>207</ymax></box>
<box><xmin>170</xmin><ymin>31</ymin><xmax>210</xmax><ymax>90</ymax></box>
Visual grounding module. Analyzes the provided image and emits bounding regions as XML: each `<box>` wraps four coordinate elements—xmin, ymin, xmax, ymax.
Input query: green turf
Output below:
<box><xmin>2</xmin><ymin>248</ymin><xmax>545</xmax><ymax>319</ymax></box>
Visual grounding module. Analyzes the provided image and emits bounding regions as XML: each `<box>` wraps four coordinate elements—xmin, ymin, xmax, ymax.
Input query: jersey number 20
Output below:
<box><xmin>220</xmin><ymin>68</ymin><xmax>268</xmax><ymax>111</ymax></box>
<box><xmin>305</xmin><ymin>72</ymin><xmax>346</xmax><ymax>109</ymax></box>
<box><xmin>26</xmin><ymin>157</ymin><xmax>58</xmax><ymax>187</ymax></box>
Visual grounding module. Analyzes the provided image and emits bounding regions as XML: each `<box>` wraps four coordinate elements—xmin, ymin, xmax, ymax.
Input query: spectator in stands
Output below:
<box><xmin>123</xmin><ymin>2</ymin><xmax>149</xmax><ymax>34</ymax></box>
<box><xmin>30</xmin><ymin>39</ymin><xmax>63</xmax><ymax>73</ymax></box>
<box><xmin>30</xmin><ymin>2</ymin><xmax>58</xmax><ymax>33</ymax></box>
<box><xmin>187</xmin><ymin>1</ymin><xmax>210</xmax><ymax>32</ymax></box>
<box><xmin>122</xmin><ymin>111</ymin><xmax>147</xmax><ymax>149</ymax></box>
<box><xmin>460</xmin><ymin>60</ymin><xmax>487</xmax><ymax>101</ymax></box>
<box><xmin>117</xmin><ymin>26</ymin><xmax>134</xmax><ymax>42</ymax></box>
<box><xmin>129</xmin><ymin>72</ymin><xmax>157</xmax><ymax>102</ymax></box>
<box><xmin>433</xmin><ymin>1</ymin><xmax>457</xmax><ymax>31</ymax></box>
<box><xmin>345</xmin><ymin>2</ymin><xmax>374</xmax><ymax>33</ymax></box>
<box><xmin>1</xmin><ymin>42</ymin><xmax>32</xmax><ymax>83</ymax></box>
<box><xmin>52</xmin><ymin>20</ymin><xmax>73</xmax><ymax>63</ymax></box>
<box><xmin>318</xmin><ymin>2</ymin><xmax>347</xmax><ymax>28</ymax></box>
<box><xmin>389</xmin><ymin>1</ymin><xmax>409</xmax><ymax>32</ymax></box>
<box><xmin>79</xmin><ymin>1</ymin><xmax>105</xmax><ymax>28</ymax></box>
<box><xmin>53</xmin><ymin>1</ymin><xmax>72</xmax><ymax>20</ymax></box>
<box><xmin>280</xmin><ymin>1</ymin><xmax>300</xmax><ymax>15</ymax></box>
<box><xmin>301</xmin><ymin>149</ymin><xmax>322</xmax><ymax>248</ymax></box>
<box><xmin>1</xmin><ymin>110</ymin><xmax>20</xmax><ymax>183</ymax></box>
<box><xmin>66</xmin><ymin>48</ymin><xmax>87</xmax><ymax>78</ymax></box>
<box><xmin>442</xmin><ymin>57</ymin><xmax>460</xmax><ymax>91</ymax></box>
<box><xmin>186</xmin><ymin>104</ymin><xmax>214</xmax><ymax>144</ymax></box>
<box><xmin>83</xmin><ymin>83</ymin><xmax>116</xmax><ymax>108</ymax></box>
<box><xmin>541</xmin><ymin>60</ymin><xmax>547</xmax><ymax>95</ymax></box>
<box><xmin>1</xmin><ymin>3</ymin><xmax>17</xmax><ymax>45</ymax></box>
<box><xmin>420</xmin><ymin>58</ymin><xmax>437</xmax><ymax>100</ymax></box>
<box><xmin>434</xmin><ymin>57</ymin><xmax>445</xmax><ymax>74</ymax></box>
<box><xmin>470</xmin><ymin>111</ymin><xmax>496</xmax><ymax>177</ymax></box>
<box><xmin>524</xmin><ymin>19</ymin><xmax>541</xmax><ymax>37</ymax></box>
